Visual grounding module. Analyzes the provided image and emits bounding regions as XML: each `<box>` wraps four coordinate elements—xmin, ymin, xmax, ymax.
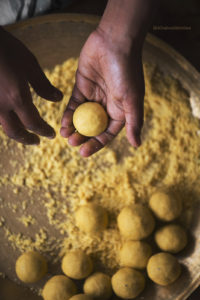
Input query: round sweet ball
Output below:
<box><xmin>83</xmin><ymin>272</ymin><xmax>112</xmax><ymax>300</ymax></box>
<box><xmin>119</xmin><ymin>241</ymin><xmax>152</xmax><ymax>269</ymax></box>
<box><xmin>149</xmin><ymin>191</ymin><xmax>182</xmax><ymax>221</ymax></box>
<box><xmin>15</xmin><ymin>251</ymin><xmax>47</xmax><ymax>283</ymax></box>
<box><xmin>117</xmin><ymin>204</ymin><xmax>155</xmax><ymax>240</ymax></box>
<box><xmin>75</xmin><ymin>203</ymin><xmax>108</xmax><ymax>235</ymax></box>
<box><xmin>155</xmin><ymin>224</ymin><xmax>187</xmax><ymax>253</ymax></box>
<box><xmin>73</xmin><ymin>102</ymin><xmax>108</xmax><ymax>137</ymax></box>
<box><xmin>62</xmin><ymin>250</ymin><xmax>93</xmax><ymax>280</ymax></box>
<box><xmin>112</xmin><ymin>267</ymin><xmax>145</xmax><ymax>299</ymax></box>
<box><xmin>69</xmin><ymin>294</ymin><xmax>93</xmax><ymax>300</ymax></box>
<box><xmin>147</xmin><ymin>252</ymin><xmax>181</xmax><ymax>286</ymax></box>
<box><xmin>42</xmin><ymin>275</ymin><xmax>77</xmax><ymax>300</ymax></box>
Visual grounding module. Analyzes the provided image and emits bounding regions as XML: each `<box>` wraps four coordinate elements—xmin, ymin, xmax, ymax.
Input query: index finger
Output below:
<box><xmin>60</xmin><ymin>85</ymin><xmax>85</xmax><ymax>138</ymax></box>
<box><xmin>79</xmin><ymin>119</ymin><xmax>124</xmax><ymax>157</ymax></box>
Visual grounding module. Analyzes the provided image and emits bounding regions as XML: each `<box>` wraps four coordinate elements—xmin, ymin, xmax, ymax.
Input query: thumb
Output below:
<box><xmin>26</xmin><ymin>55</ymin><xmax>63</xmax><ymax>102</ymax></box>
<box><xmin>124</xmin><ymin>94</ymin><xmax>144</xmax><ymax>148</ymax></box>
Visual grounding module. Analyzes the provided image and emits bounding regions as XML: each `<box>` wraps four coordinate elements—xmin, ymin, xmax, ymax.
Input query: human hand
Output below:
<box><xmin>60</xmin><ymin>28</ymin><xmax>144</xmax><ymax>157</ymax></box>
<box><xmin>0</xmin><ymin>27</ymin><xmax>63</xmax><ymax>145</ymax></box>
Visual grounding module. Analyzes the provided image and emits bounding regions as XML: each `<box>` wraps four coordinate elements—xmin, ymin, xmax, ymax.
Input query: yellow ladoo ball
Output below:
<box><xmin>42</xmin><ymin>275</ymin><xmax>77</xmax><ymax>300</ymax></box>
<box><xmin>147</xmin><ymin>252</ymin><xmax>181</xmax><ymax>286</ymax></box>
<box><xmin>15</xmin><ymin>251</ymin><xmax>47</xmax><ymax>283</ymax></box>
<box><xmin>119</xmin><ymin>241</ymin><xmax>152</xmax><ymax>269</ymax></box>
<box><xmin>73</xmin><ymin>102</ymin><xmax>108</xmax><ymax>136</ymax></box>
<box><xmin>149</xmin><ymin>191</ymin><xmax>182</xmax><ymax>221</ymax></box>
<box><xmin>69</xmin><ymin>294</ymin><xmax>93</xmax><ymax>300</ymax></box>
<box><xmin>155</xmin><ymin>224</ymin><xmax>187</xmax><ymax>253</ymax></box>
<box><xmin>62</xmin><ymin>250</ymin><xmax>93</xmax><ymax>279</ymax></box>
<box><xmin>117</xmin><ymin>204</ymin><xmax>155</xmax><ymax>240</ymax></box>
<box><xmin>75</xmin><ymin>203</ymin><xmax>108</xmax><ymax>235</ymax></box>
<box><xmin>112</xmin><ymin>267</ymin><xmax>145</xmax><ymax>299</ymax></box>
<box><xmin>83</xmin><ymin>272</ymin><xmax>112</xmax><ymax>300</ymax></box>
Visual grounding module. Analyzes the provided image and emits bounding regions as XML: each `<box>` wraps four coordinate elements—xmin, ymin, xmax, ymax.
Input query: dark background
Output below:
<box><xmin>65</xmin><ymin>0</ymin><xmax>200</xmax><ymax>73</ymax></box>
<box><xmin>64</xmin><ymin>0</ymin><xmax>200</xmax><ymax>299</ymax></box>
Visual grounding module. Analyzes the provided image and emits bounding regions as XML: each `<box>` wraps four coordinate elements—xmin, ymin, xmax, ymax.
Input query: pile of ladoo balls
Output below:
<box><xmin>15</xmin><ymin>190</ymin><xmax>187</xmax><ymax>300</ymax></box>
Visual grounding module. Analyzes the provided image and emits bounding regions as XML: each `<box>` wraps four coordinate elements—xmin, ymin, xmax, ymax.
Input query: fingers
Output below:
<box><xmin>123</xmin><ymin>95</ymin><xmax>144</xmax><ymax>148</ymax></box>
<box><xmin>61</xmin><ymin>110</ymin><xmax>74</xmax><ymax>128</ymax></box>
<box><xmin>60</xmin><ymin>101</ymin><xmax>77</xmax><ymax>138</ymax></box>
<box><xmin>60</xmin><ymin>124</ymin><xmax>75</xmax><ymax>138</ymax></box>
<box><xmin>15</xmin><ymin>102</ymin><xmax>55</xmax><ymax>139</ymax></box>
<box><xmin>79</xmin><ymin>119</ymin><xmax>124</xmax><ymax>157</ymax></box>
<box><xmin>80</xmin><ymin>138</ymin><xmax>103</xmax><ymax>157</ymax></box>
<box><xmin>60</xmin><ymin>85</ymin><xmax>85</xmax><ymax>138</ymax></box>
<box><xmin>0</xmin><ymin>111</ymin><xmax>39</xmax><ymax>145</ymax></box>
<box><xmin>68</xmin><ymin>132</ymin><xmax>88</xmax><ymax>146</ymax></box>
<box><xmin>61</xmin><ymin>82</ymin><xmax>124</xmax><ymax>156</ymax></box>
<box><xmin>14</xmin><ymin>84</ymin><xmax>56</xmax><ymax>138</ymax></box>
<box><xmin>25</xmin><ymin>54</ymin><xmax>63</xmax><ymax>102</ymax></box>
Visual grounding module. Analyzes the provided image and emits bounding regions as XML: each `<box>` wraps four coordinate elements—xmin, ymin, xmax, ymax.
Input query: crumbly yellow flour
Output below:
<box><xmin>18</xmin><ymin>215</ymin><xmax>36</xmax><ymax>227</ymax></box>
<box><xmin>0</xmin><ymin>58</ymin><xmax>200</xmax><ymax>275</ymax></box>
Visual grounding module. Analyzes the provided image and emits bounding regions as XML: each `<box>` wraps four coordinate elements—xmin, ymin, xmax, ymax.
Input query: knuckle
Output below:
<box><xmin>8</xmin><ymin>88</ymin><xmax>20</xmax><ymax>102</ymax></box>
<box><xmin>8</xmin><ymin>88</ymin><xmax>25</xmax><ymax>109</ymax></box>
<box><xmin>14</xmin><ymin>98</ymin><xmax>25</xmax><ymax>109</ymax></box>
<box><xmin>112</xmin><ymin>89</ymin><xmax>128</xmax><ymax>102</ymax></box>
<box><xmin>76</xmin><ymin>71</ymin><xmax>95</xmax><ymax>100</ymax></box>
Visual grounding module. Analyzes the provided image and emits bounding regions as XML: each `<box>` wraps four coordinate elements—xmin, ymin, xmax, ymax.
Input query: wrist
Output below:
<box><xmin>96</xmin><ymin>25</ymin><xmax>143</xmax><ymax>57</ymax></box>
<box><xmin>98</xmin><ymin>0</ymin><xmax>156</xmax><ymax>51</ymax></box>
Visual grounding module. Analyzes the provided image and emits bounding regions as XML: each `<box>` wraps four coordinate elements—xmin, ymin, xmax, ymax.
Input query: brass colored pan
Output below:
<box><xmin>0</xmin><ymin>13</ymin><xmax>199</xmax><ymax>300</ymax></box>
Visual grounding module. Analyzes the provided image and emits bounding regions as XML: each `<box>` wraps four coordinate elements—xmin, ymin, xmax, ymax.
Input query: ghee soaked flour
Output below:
<box><xmin>0</xmin><ymin>58</ymin><xmax>200</xmax><ymax>275</ymax></box>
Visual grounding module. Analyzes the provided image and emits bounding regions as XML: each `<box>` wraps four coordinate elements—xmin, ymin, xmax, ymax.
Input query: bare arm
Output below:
<box><xmin>0</xmin><ymin>26</ymin><xmax>63</xmax><ymax>145</ymax></box>
<box><xmin>99</xmin><ymin>0</ymin><xmax>156</xmax><ymax>44</ymax></box>
<box><xmin>61</xmin><ymin>0</ymin><xmax>157</xmax><ymax>156</ymax></box>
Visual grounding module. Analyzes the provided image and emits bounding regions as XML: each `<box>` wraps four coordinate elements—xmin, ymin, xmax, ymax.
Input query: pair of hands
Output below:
<box><xmin>0</xmin><ymin>27</ymin><xmax>144</xmax><ymax>157</ymax></box>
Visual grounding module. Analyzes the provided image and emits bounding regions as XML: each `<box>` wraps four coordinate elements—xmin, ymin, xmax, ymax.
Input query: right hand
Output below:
<box><xmin>61</xmin><ymin>28</ymin><xmax>144</xmax><ymax>157</ymax></box>
<box><xmin>0</xmin><ymin>27</ymin><xmax>63</xmax><ymax>145</ymax></box>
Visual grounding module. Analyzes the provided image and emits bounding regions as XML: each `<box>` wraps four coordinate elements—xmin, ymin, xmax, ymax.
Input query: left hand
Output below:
<box><xmin>0</xmin><ymin>27</ymin><xmax>63</xmax><ymax>145</ymax></box>
<box><xmin>60</xmin><ymin>28</ymin><xmax>144</xmax><ymax>157</ymax></box>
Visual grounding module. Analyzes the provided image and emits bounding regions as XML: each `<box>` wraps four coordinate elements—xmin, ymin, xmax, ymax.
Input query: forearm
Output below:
<box><xmin>98</xmin><ymin>0</ymin><xmax>157</xmax><ymax>50</ymax></box>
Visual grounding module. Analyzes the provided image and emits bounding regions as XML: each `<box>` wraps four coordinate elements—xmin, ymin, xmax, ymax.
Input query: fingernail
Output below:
<box><xmin>53</xmin><ymin>88</ymin><xmax>63</xmax><ymax>101</ymax></box>
<box><xmin>32</xmin><ymin>141</ymin><xmax>40</xmax><ymax>145</ymax></box>
<box><xmin>47</xmin><ymin>131</ymin><xmax>56</xmax><ymax>139</ymax></box>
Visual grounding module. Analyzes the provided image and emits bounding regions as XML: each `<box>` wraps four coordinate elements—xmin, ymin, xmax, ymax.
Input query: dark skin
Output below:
<box><xmin>0</xmin><ymin>0</ymin><xmax>155</xmax><ymax>154</ymax></box>
<box><xmin>0</xmin><ymin>27</ymin><xmax>63</xmax><ymax>145</ymax></box>
<box><xmin>61</xmin><ymin>0</ymin><xmax>156</xmax><ymax>157</ymax></box>
<box><xmin>60</xmin><ymin>28</ymin><xmax>144</xmax><ymax>157</ymax></box>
